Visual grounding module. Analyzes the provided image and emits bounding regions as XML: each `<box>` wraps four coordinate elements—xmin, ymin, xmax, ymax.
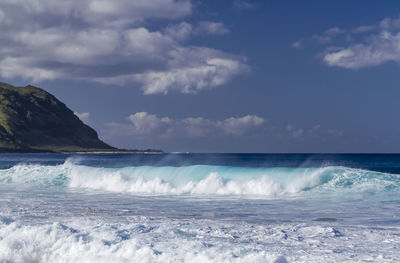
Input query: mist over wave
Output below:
<box><xmin>0</xmin><ymin>159</ymin><xmax>398</xmax><ymax>197</ymax></box>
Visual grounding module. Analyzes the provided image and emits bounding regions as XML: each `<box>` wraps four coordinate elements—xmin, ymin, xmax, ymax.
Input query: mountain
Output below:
<box><xmin>0</xmin><ymin>82</ymin><xmax>115</xmax><ymax>152</ymax></box>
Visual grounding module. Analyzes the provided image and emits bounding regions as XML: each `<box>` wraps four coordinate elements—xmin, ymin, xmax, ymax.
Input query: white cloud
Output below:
<box><xmin>352</xmin><ymin>25</ymin><xmax>375</xmax><ymax>33</ymax></box>
<box><xmin>95</xmin><ymin>47</ymin><xmax>248</xmax><ymax>94</ymax></box>
<box><xmin>379</xmin><ymin>15</ymin><xmax>400</xmax><ymax>30</ymax></box>
<box><xmin>219</xmin><ymin>115</ymin><xmax>264</xmax><ymax>135</ymax></box>
<box><xmin>291</xmin><ymin>40</ymin><xmax>303</xmax><ymax>49</ymax></box>
<box><xmin>324</xmin><ymin>31</ymin><xmax>400</xmax><ymax>69</ymax></box>
<box><xmin>123</xmin><ymin>27</ymin><xmax>174</xmax><ymax>59</ymax></box>
<box><xmin>137</xmin><ymin>56</ymin><xmax>246</xmax><ymax>94</ymax></box>
<box><xmin>127</xmin><ymin>112</ymin><xmax>172</xmax><ymax>134</ymax></box>
<box><xmin>165</xmin><ymin>21</ymin><xmax>230</xmax><ymax>41</ymax></box>
<box><xmin>1</xmin><ymin>0</ymin><xmax>192</xmax><ymax>24</ymax></box>
<box><xmin>165</xmin><ymin>22</ymin><xmax>192</xmax><ymax>41</ymax></box>
<box><xmin>295</xmin><ymin>13</ymin><xmax>400</xmax><ymax>69</ymax></box>
<box><xmin>0</xmin><ymin>57</ymin><xmax>59</xmax><ymax>82</ymax></box>
<box><xmin>74</xmin><ymin>112</ymin><xmax>91</xmax><ymax>124</ymax></box>
<box><xmin>10</xmin><ymin>28</ymin><xmax>121</xmax><ymax>65</ymax></box>
<box><xmin>196</xmin><ymin>21</ymin><xmax>230</xmax><ymax>35</ymax></box>
<box><xmin>106</xmin><ymin>112</ymin><xmax>265</xmax><ymax>138</ymax></box>
<box><xmin>324</xmin><ymin>27</ymin><xmax>345</xmax><ymax>37</ymax></box>
<box><xmin>0</xmin><ymin>0</ymin><xmax>246</xmax><ymax>94</ymax></box>
<box><xmin>104</xmin><ymin>114</ymin><xmax>344</xmax><ymax>148</ymax></box>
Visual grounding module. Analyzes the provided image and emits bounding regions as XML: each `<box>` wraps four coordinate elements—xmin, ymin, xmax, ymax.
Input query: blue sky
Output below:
<box><xmin>1</xmin><ymin>0</ymin><xmax>400</xmax><ymax>152</ymax></box>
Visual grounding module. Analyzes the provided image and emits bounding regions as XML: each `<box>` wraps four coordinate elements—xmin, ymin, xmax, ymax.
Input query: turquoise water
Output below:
<box><xmin>0</xmin><ymin>154</ymin><xmax>399</xmax><ymax>262</ymax></box>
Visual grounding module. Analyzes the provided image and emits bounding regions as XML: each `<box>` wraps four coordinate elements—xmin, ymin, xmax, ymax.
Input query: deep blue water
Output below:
<box><xmin>2</xmin><ymin>153</ymin><xmax>400</xmax><ymax>171</ymax></box>
<box><xmin>0</xmin><ymin>153</ymin><xmax>399</xmax><ymax>262</ymax></box>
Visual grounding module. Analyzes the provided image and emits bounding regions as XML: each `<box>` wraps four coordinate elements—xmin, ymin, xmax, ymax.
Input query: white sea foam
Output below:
<box><xmin>0</xmin><ymin>217</ymin><xmax>398</xmax><ymax>263</ymax></box>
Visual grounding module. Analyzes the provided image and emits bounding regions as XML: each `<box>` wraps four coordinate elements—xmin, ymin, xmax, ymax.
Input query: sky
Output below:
<box><xmin>0</xmin><ymin>0</ymin><xmax>400</xmax><ymax>153</ymax></box>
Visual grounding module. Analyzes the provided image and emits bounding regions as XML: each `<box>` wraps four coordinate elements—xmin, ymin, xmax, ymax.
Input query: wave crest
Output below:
<box><xmin>0</xmin><ymin>161</ymin><xmax>398</xmax><ymax>197</ymax></box>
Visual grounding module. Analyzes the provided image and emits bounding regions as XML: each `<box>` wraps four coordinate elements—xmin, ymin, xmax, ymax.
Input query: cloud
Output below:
<box><xmin>0</xmin><ymin>57</ymin><xmax>60</xmax><ymax>82</ymax></box>
<box><xmin>295</xmin><ymin>13</ymin><xmax>400</xmax><ymax>69</ymax></box>
<box><xmin>74</xmin><ymin>112</ymin><xmax>91</xmax><ymax>124</ymax></box>
<box><xmin>323</xmin><ymin>31</ymin><xmax>400</xmax><ymax>69</ymax></box>
<box><xmin>292</xmin><ymin>27</ymin><xmax>345</xmax><ymax>48</ymax></box>
<box><xmin>0</xmin><ymin>0</ymin><xmax>192</xmax><ymax>24</ymax></box>
<box><xmin>219</xmin><ymin>115</ymin><xmax>264</xmax><ymax>135</ymax></box>
<box><xmin>286</xmin><ymin>124</ymin><xmax>304</xmax><ymax>138</ymax></box>
<box><xmin>127</xmin><ymin>112</ymin><xmax>172</xmax><ymax>134</ymax></box>
<box><xmin>95</xmin><ymin>47</ymin><xmax>248</xmax><ymax>94</ymax></box>
<box><xmin>379</xmin><ymin>15</ymin><xmax>400</xmax><ymax>30</ymax></box>
<box><xmin>352</xmin><ymin>25</ymin><xmax>376</xmax><ymax>33</ymax></box>
<box><xmin>285</xmin><ymin>124</ymin><xmax>341</xmax><ymax>139</ymax></box>
<box><xmin>104</xmin><ymin>114</ymin><xmax>345</xmax><ymax>151</ymax></box>
<box><xmin>137</xmin><ymin>55</ymin><xmax>247</xmax><ymax>94</ymax></box>
<box><xmin>106</xmin><ymin>112</ymin><xmax>265</xmax><ymax>138</ymax></box>
<box><xmin>233</xmin><ymin>0</ymin><xmax>255</xmax><ymax>9</ymax></box>
<box><xmin>327</xmin><ymin>129</ymin><xmax>343</xmax><ymax>137</ymax></box>
<box><xmin>324</xmin><ymin>27</ymin><xmax>345</xmax><ymax>37</ymax></box>
<box><xmin>165</xmin><ymin>21</ymin><xmax>230</xmax><ymax>41</ymax></box>
<box><xmin>195</xmin><ymin>21</ymin><xmax>230</xmax><ymax>35</ymax></box>
<box><xmin>0</xmin><ymin>0</ymin><xmax>247</xmax><ymax>94</ymax></box>
<box><xmin>165</xmin><ymin>22</ymin><xmax>193</xmax><ymax>41</ymax></box>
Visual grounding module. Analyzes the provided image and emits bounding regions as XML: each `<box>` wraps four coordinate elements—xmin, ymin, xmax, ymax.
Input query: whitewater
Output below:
<box><xmin>0</xmin><ymin>154</ymin><xmax>399</xmax><ymax>262</ymax></box>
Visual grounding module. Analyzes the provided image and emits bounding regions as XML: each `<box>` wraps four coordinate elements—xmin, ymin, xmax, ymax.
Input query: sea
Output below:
<box><xmin>0</xmin><ymin>153</ymin><xmax>399</xmax><ymax>263</ymax></box>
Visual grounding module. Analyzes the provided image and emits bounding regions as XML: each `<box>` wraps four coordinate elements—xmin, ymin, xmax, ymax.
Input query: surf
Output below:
<box><xmin>0</xmin><ymin>159</ymin><xmax>398</xmax><ymax>197</ymax></box>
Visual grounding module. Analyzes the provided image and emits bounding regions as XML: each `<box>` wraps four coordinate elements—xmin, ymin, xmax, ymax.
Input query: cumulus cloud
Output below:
<box><xmin>138</xmin><ymin>54</ymin><xmax>247</xmax><ymax>94</ymax></box>
<box><xmin>0</xmin><ymin>0</ymin><xmax>192</xmax><ymax>24</ymax></box>
<box><xmin>0</xmin><ymin>57</ymin><xmax>60</xmax><ymax>82</ymax></box>
<box><xmin>104</xmin><ymin>114</ymin><xmax>345</xmax><ymax>148</ymax></box>
<box><xmin>165</xmin><ymin>22</ymin><xmax>193</xmax><ymax>41</ymax></box>
<box><xmin>95</xmin><ymin>47</ymin><xmax>247</xmax><ymax>94</ymax></box>
<box><xmin>106</xmin><ymin>112</ymin><xmax>265</xmax><ymax>138</ymax></box>
<box><xmin>127</xmin><ymin>112</ymin><xmax>172</xmax><ymax>134</ymax></box>
<box><xmin>0</xmin><ymin>0</ymin><xmax>247</xmax><ymax>94</ymax></box>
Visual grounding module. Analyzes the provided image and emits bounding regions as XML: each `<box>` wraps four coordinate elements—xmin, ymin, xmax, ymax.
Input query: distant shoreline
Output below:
<box><xmin>67</xmin><ymin>150</ymin><xmax>164</xmax><ymax>154</ymax></box>
<box><xmin>0</xmin><ymin>149</ymin><xmax>164</xmax><ymax>154</ymax></box>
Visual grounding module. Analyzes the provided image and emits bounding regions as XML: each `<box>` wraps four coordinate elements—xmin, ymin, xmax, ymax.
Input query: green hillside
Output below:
<box><xmin>0</xmin><ymin>82</ymin><xmax>115</xmax><ymax>152</ymax></box>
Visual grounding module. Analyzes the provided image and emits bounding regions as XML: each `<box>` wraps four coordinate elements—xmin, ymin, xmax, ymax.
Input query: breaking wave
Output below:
<box><xmin>0</xmin><ymin>159</ymin><xmax>398</xmax><ymax>197</ymax></box>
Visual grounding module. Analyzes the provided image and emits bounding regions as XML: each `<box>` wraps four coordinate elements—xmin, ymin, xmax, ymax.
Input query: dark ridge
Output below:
<box><xmin>0</xmin><ymin>82</ymin><xmax>115</xmax><ymax>152</ymax></box>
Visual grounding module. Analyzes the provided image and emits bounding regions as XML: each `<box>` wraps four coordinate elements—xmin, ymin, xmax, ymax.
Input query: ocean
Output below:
<box><xmin>0</xmin><ymin>153</ymin><xmax>399</xmax><ymax>262</ymax></box>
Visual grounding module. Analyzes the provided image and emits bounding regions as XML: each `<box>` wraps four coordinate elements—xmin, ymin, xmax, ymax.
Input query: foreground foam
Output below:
<box><xmin>0</xmin><ymin>160</ymin><xmax>398</xmax><ymax>197</ymax></box>
<box><xmin>0</xmin><ymin>218</ymin><xmax>398</xmax><ymax>263</ymax></box>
